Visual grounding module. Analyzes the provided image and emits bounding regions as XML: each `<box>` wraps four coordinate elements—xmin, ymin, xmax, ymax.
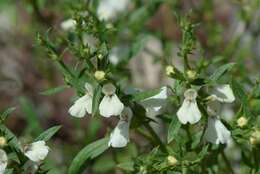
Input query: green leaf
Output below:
<box><xmin>197</xmin><ymin>145</ymin><xmax>209</xmax><ymax>161</ymax></box>
<box><xmin>129</xmin><ymin>7</ymin><xmax>149</xmax><ymax>32</ymax></box>
<box><xmin>4</xmin><ymin>169</ymin><xmax>13</xmax><ymax>174</ymax></box>
<box><xmin>35</xmin><ymin>125</ymin><xmax>61</xmax><ymax>142</ymax></box>
<box><xmin>68</xmin><ymin>137</ymin><xmax>110</xmax><ymax>174</ymax></box>
<box><xmin>209</xmin><ymin>63</ymin><xmax>235</xmax><ymax>82</ymax></box>
<box><xmin>232</xmin><ymin>79</ymin><xmax>254</xmax><ymax>118</ymax></box>
<box><xmin>98</xmin><ymin>43</ymin><xmax>108</xmax><ymax>57</ymax></box>
<box><xmin>93</xmin><ymin>155</ymin><xmax>115</xmax><ymax>173</ymax></box>
<box><xmin>91</xmin><ymin>85</ymin><xmax>102</xmax><ymax>117</ymax></box>
<box><xmin>0</xmin><ymin>107</ymin><xmax>16</xmax><ymax>121</ymax></box>
<box><xmin>0</xmin><ymin>124</ymin><xmax>22</xmax><ymax>152</ymax></box>
<box><xmin>167</xmin><ymin>115</ymin><xmax>181</xmax><ymax>144</ymax></box>
<box><xmin>132</xmin><ymin>88</ymin><xmax>162</xmax><ymax>102</ymax></box>
<box><xmin>117</xmin><ymin>161</ymin><xmax>134</xmax><ymax>171</ymax></box>
<box><xmin>131</xmin><ymin>34</ymin><xmax>149</xmax><ymax>57</ymax></box>
<box><xmin>40</xmin><ymin>85</ymin><xmax>68</xmax><ymax>96</ymax></box>
<box><xmin>253</xmin><ymin>84</ymin><xmax>260</xmax><ymax>98</ymax></box>
<box><xmin>19</xmin><ymin>97</ymin><xmax>42</xmax><ymax>136</ymax></box>
<box><xmin>231</xmin><ymin>79</ymin><xmax>247</xmax><ymax>106</ymax></box>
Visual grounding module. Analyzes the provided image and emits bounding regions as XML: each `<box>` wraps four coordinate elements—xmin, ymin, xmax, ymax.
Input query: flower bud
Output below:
<box><xmin>187</xmin><ymin>70</ymin><xmax>197</xmax><ymax>80</ymax></box>
<box><xmin>0</xmin><ymin>137</ymin><xmax>6</xmax><ymax>147</ymax></box>
<box><xmin>250</xmin><ymin>130</ymin><xmax>260</xmax><ymax>145</ymax></box>
<box><xmin>139</xmin><ymin>166</ymin><xmax>147</xmax><ymax>174</ymax></box>
<box><xmin>165</xmin><ymin>65</ymin><xmax>174</xmax><ymax>76</ymax></box>
<box><xmin>237</xmin><ymin>117</ymin><xmax>248</xmax><ymax>128</ymax></box>
<box><xmin>167</xmin><ymin>155</ymin><xmax>178</xmax><ymax>166</ymax></box>
<box><xmin>97</xmin><ymin>54</ymin><xmax>103</xmax><ymax>59</ymax></box>
<box><xmin>94</xmin><ymin>70</ymin><xmax>105</xmax><ymax>80</ymax></box>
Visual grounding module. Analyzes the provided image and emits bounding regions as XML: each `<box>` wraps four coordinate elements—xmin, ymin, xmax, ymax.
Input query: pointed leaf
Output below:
<box><xmin>91</xmin><ymin>85</ymin><xmax>102</xmax><ymax>117</ymax></box>
<box><xmin>209</xmin><ymin>63</ymin><xmax>235</xmax><ymax>82</ymax></box>
<box><xmin>35</xmin><ymin>125</ymin><xmax>61</xmax><ymax>142</ymax></box>
<box><xmin>68</xmin><ymin>137</ymin><xmax>109</xmax><ymax>174</ymax></box>
<box><xmin>40</xmin><ymin>85</ymin><xmax>68</xmax><ymax>96</ymax></box>
<box><xmin>19</xmin><ymin>97</ymin><xmax>42</xmax><ymax>135</ymax></box>
<box><xmin>0</xmin><ymin>107</ymin><xmax>16</xmax><ymax>121</ymax></box>
<box><xmin>167</xmin><ymin>115</ymin><xmax>181</xmax><ymax>144</ymax></box>
<box><xmin>132</xmin><ymin>88</ymin><xmax>162</xmax><ymax>102</ymax></box>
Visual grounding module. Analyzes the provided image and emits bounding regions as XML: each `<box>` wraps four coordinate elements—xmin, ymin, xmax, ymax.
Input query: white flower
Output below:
<box><xmin>108</xmin><ymin>107</ymin><xmax>133</xmax><ymax>148</ymax></box>
<box><xmin>69</xmin><ymin>83</ymin><xmax>93</xmax><ymax>118</ymax></box>
<box><xmin>60</xmin><ymin>19</ymin><xmax>76</xmax><ymax>31</ymax></box>
<box><xmin>141</xmin><ymin>86</ymin><xmax>168</xmax><ymax>113</ymax></box>
<box><xmin>108</xmin><ymin>47</ymin><xmax>121</xmax><ymax>65</ymax></box>
<box><xmin>0</xmin><ymin>149</ymin><xmax>7</xmax><ymax>174</ymax></box>
<box><xmin>99</xmin><ymin>83</ymin><xmax>124</xmax><ymax>117</ymax></box>
<box><xmin>210</xmin><ymin>84</ymin><xmax>235</xmax><ymax>103</ymax></box>
<box><xmin>204</xmin><ymin>117</ymin><xmax>231</xmax><ymax>144</ymax></box>
<box><xmin>97</xmin><ymin>0</ymin><xmax>130</xmax><ymax>21</ymax></box>
<box><xmin>24</xmin><ymin>141</ymin><xmax>49</xmax><ymax>162</ymax></box>
<box><xmin>177</xmin><ymin>89</ymin><xmax>202</xmax><ymax>124</ymax></box>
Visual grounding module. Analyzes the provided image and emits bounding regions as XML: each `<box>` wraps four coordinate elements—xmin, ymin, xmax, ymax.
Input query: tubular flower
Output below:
<box><xmin>177</xmin><ymin>89</ymin><xmax>202</xmax><ymax>124</ymax></box>
<box><xmin>60</xmin><ymin>19</ymin><xmax>76</xmax><ymax>31</ymax></box>
<box><xmin>0</xmin><ymin>149</ymin><xmax>7</xmax><ymax>174</ymax></box>
<box><xmin>141</xmin><ymin>86</ymin><xmax>168</xmax><ymax>114</ymax></box>
<box><xmin>69</xmin><ymin>83</ymin><xmax>93</xmax><ymax>118</ymax></box>
<box><xmin>210</xmin><ymin>84</ymin><xmax>235</xmax><ymax>103</ymax></box>
<box><xmin>108</xmin><ymin>107</ymin><xmax>133</xmax><ymax>148</ymax></box>
<box><xmin>204</xmin><ymin>117</ymin><xmax>231</xmax><ymax>144</ymax></box>
<box><xmin>24</xmin><ymin>141</ymin><xmax>49</xmax><ymax>163</ymax></box>
<box><xmin>99</xmin><ymin>83</ymin><xmax>124</xmax><ymax>117</ymax></box>
<box><xmin>97</xmin><ymin>0</ymin><xmax>130</xmax><ymax>21</ymax></box>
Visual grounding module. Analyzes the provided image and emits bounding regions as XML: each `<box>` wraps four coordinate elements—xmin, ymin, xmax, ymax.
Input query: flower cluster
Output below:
<box><xmin>0</xmin><ymin>140</ymin><xmax>49</xmax><ymax>173</ymax></box>
<box><xmin>177</xmin><ymin>84</ymin><xmax>235</xmax><ymax>144</ymax></box>
<box><xmin>69</xmin><ymin>82</ymin><xmax>132</xmax><ymax>148</ymax></box>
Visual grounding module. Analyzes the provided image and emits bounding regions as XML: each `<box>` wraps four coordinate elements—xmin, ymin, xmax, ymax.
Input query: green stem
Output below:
<box><xmin>221</xmin><ymin>150</ymin><xmax>235</xmax><ymax>174</ymax></box>
<box><xmin>184</xmin><ymin>54</ymin><xmax>191</xmax><ymax>70</ymax></box>
<box><xmin>144</xmin><ymin>123</ymin><xmax>168</xmax><ymax>153</ymax></box>
<box><xmin>252</xmin><ymin>147</ymin><xmax>258</xmax><ymax>172</ymax></box>
<box><xmin>56</xmin><ymin>60</ymin><xmax>74</xmax><ymax>78</ymax></box>
<box><xmin>182</xmin><ymin>164</ymin><xmax>188</xmax><ymax>174</ymax></box>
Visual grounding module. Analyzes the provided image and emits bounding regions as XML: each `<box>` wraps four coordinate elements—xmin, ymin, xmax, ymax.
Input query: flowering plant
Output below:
<box><xmin>1</xmin><ymin>0</ymin><xmax>260</xmax><ymax>173</ymax></box>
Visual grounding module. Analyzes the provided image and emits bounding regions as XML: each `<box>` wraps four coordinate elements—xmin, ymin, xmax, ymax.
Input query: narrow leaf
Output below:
<box><xmin>0</xmin><ymin>107</ymin><xmax>16</xmax><ymax>121</ymax></box>
<box><xmin>91</xmin><ymin>85</ymin><xmax>102</xmax><ymax>117</ymax></box>
<box><xmin>167</xmin><ymin>115</ymin><xmax>181</xmax><ymax>144</ymax></box>
<box><xmin>35</xmin><ymin>125</ymin><xmax>61</xmax><ymax>142</ymax></box>
<box><xmin>231</xmin><ymin>79</ymin><xmax>254</xmax><ymax>118</ymax></box>
<box><xmin>132</xmin><ymin>88</ymin><xmax>162</xmax><ymax>102</ymax></box>
<box><xmin>209</xmin><ymin>63</ymin><xmax>235</xmax><ymax>82</ymax></box>
<box><xmin>68</xmin><ymin>137</ymin><xmax>109</xmax><ymax>174</ymax></box>
<box><xmin>0</xmin><ymin>124</ymin><xmax>22</xmax><ymax>152</ymax></box>
<box><xmin>19</xmin><ymin>97</ymin><xmax>42</xmax><ymax>135</ymax></box>
<box><xmin>4</xmin><ymin>169</ymin><xmax>13</xmax><ymax>174</ymax></box>
<box><xmin>40</xmin><ymin>85</ymin><xmax>68</xmax><ymax>96</ymax></box>
<box><xmin>130</xmin><ymin>34</ymin><xmax>149</xmax><ymax>57</ymax></box>
<box><xmin>117</xmin><ymin>161</ymin><xmax>134</xmax><ymax>171</ymax></box>
<box><xmin>231</xmin><ymin>79</ymin><xmax>247</xmax><ymax>106</ymax></box>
